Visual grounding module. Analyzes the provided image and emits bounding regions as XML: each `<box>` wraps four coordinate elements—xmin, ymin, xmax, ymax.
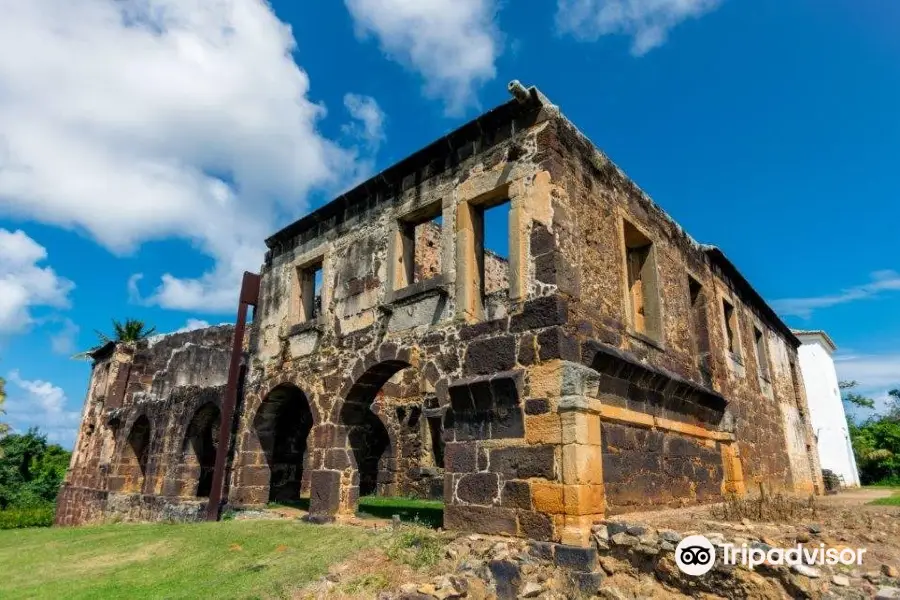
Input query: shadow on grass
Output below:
<box><xmin>270</xmin><ymin>497</ymin><xmax>444</xmax><ymax>529</ymax></box>
<box><xmin>357</xmin><ymin>496</ymin><xmax>444</xmax><ymax>529</ymax></box>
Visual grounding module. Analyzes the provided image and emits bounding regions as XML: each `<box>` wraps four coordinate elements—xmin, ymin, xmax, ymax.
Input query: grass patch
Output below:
<box><xmin>342</xmin><ymin>572</ymin><xmax>391</xmax><ymax>595</ymax></box>
<box><xmin>269</xmin><ymin>498</ymin><xmax>310</xmax><ymax>511</ymax></box>
<box><xmin>0</xmin><ymin>519</ymin><xmax>378</xmax><ymax>599</ymax></box>
<box><xmin>357</xmin><ymin>496</ymin><xmax>444</xmax><ymax>529</ymax></box>
<box><xmin>869</xmin><ymin>492</ymin><xmax>900</xmax><ymax>506</ymax></box>
<box><xmin>385</xmin><ymin>527</ymin><xmax>445</xmax><ymax>570</ymax></box>
<box><xmin>270</xmin><ymin>496</ymin><xmax>444</xmax><ymax>529</ymax></box>
<box><xmin>0</xmin><ymin>505</ymin><xmax>55</xmax><ymax>530</ymax></box>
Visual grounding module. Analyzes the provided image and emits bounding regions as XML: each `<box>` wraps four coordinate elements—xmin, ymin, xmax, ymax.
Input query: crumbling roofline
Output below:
<box><xmin>545</xmin><ymin>100</ymin><xmax>798</xmax><ymax>347</ymax></box>
<box><xmin>264</xmin><ymin>85</ymin><xmax>552</xmax><ymax>256</ymax></box>
<box><xmin>86</xmin><ymin>341</ymin><xmax>116</xmax><ymax>362</ymax></box>
<box><xmin>704</xmin><ymin>246</ymin><xmax>801</xmax><ymax>348</ymax></box>
<box><xmin>263</xmin><ymin>80</ymin><xmax>794</xmax><ymax>345</ymax></box>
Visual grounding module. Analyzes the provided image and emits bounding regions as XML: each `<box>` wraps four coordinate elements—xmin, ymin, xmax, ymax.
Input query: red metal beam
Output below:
<box><xmin>206</xmin><ymin>271</ymin><xmax>260</xmax><ymax>521</ymax></box>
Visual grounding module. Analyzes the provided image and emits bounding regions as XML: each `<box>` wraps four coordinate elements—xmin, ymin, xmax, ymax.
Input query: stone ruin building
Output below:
<box><xmin>56</xmin><ymin>82</ymin><xmax>823</xmax><ymax>550</ymax></box>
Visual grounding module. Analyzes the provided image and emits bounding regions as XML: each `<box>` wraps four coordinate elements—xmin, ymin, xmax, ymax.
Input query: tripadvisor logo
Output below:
<box><xmin>674</xmin><ymin>534</ymin><xmax>868</xmax><ymax>576</ymax></box>
<box><xmin>675</xmin><ymin>535</ymin><xmax>717</xmax><ymax>576</ymax></box>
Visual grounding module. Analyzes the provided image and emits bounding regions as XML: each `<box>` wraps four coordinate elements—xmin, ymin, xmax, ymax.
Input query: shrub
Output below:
<box><xmin>0</xmin><ymin>504</ymin><xmax>55</xmax><ymax>529</ymax></box>
<box><xmin>868</xmin><ymin>475</ymin><xmax>900</xmax><ymax>487</ymax></box>
<box><xmin>386</xmin><ymin>527</ymin><xmax>445</xmax><ymax>570</ymax></box>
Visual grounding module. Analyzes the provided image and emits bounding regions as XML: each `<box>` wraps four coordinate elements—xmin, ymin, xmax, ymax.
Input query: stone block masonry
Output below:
<box><xmin>56</xmin><ymin>326</ymin><xmax>234</xmax><ymax>525</ymax></box>
<box><xmin>57</xmin><ymin>82</ymin><xmax>822</xmax><ymax>547</ymax></box>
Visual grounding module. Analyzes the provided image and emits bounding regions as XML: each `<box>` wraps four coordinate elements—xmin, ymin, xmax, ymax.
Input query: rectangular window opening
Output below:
<box><xmin>623</xmin><ymin>220</ymin><xmax>661</xmax><ymax>340</ymax></box>
<box><xmin>479</xmin><ymin>200</ymin><xmax>510</xmax><ymax>298</ymax></box>
<box><xmin>295</xmin><ymin>260</ymin><xmax>323</xmax><ymax>323</ymax></box>
<box><xmin>398</xmin><ymin>207</ymin><xmax>443</xmax><ymax>288</ymax></box>
<box><xmin>722</xmin><ymin>298</ymin><xmax>739</xmax><ymax>357</ymax></box>
<box><xmin>754</xmin><ymin>326</ymin><xmax>770</xmax><ymax>380</ymax></box>
<box><xmin>688</xmin><ymin>276</ymin><xmax>711</xmax><ymax>380</ymax></box>
<box><xmin>790</xmin><ymin>360</ymin><xmax>804</xmax><ymax>412</ymax></box>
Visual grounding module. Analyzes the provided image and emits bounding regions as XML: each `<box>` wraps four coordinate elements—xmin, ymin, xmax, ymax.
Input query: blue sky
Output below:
<box><xmin>1</xmin><ymin>0</ymin><xmax>899</xmax><ymax>447</ymax></box>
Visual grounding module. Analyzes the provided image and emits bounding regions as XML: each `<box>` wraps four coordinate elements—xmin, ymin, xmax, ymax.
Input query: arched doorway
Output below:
<box><xmin>182</xmin><ymin>403</ymin><xmax>220</xmax><ymax>497</ymax></box>
<box><xmin>119</xmin><ymin>416</ymin><xmax>151</xmax><ymax>494</ymax></box>
<box><xmin>253</xmin><ymin>384</ymin><xmax>314</xmax><ymax>503</ymax></box>
<box><xmin>338</xmin><ymin>359</ymin><xmax>415</xmax><ymax>502</ymax></box>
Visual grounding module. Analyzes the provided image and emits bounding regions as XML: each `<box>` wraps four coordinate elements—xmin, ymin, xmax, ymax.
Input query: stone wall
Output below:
<box><xmin>529</xmin><ymin>113</ymin><xmax>821</xmax><ymax>499</ymax></box>
<box><xmin>55</xmin><ymin>326</ymin><xmax>235</xmax><ymax>525</ymax></box>
<box><xmin>59</xmin><ymin>85</ymin><xmax>821</xmax><ymax>549</ymax></box>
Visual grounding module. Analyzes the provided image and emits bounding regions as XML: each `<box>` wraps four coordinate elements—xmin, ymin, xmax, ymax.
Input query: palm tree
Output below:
<box><xmin>72</xmin><ymin>318</ymin><xmax>157</xmax><ymax>360</ymax></box>
<box><xmin>95</xmin><ymin>318</ymin><xmax>157</xmax><ymax>344</ymax></box>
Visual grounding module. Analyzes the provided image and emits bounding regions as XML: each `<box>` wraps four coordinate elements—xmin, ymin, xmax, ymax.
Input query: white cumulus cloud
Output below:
<box><xmin>5</xmin><ymin>370</ymin><xmax>81</xmax><ymax>447</ymax></box>
<box><xmin>0</xmin><ymin>0</ymin><xmax>384</xmax><ymax>313</ymax></box>
<box><xmin>344</xmin><ymin>0</ymin><xmax>501</xmax><ymax>115</ymax></box>
<box><xmin>0</xmin><ymin>229</ymin><xmax>74</xmax><ymax>334</ymax></box>
<box><xmin>49</xmin><ymin>318</ymin><xmax>81</xmax><ymax>355</ymax></box>
<box><xmin>833</xmin><ymin>352</ymin><xmax>900</xmax><ymax>419</ymax></box>
<box><xmin>556</xmin><ymin>0</ymin><xmax>722</xmax><ymax>56</ymax></box>
<box><xmin>773</xmin><ymin>270</ymin><xmax>900</xmax><ymax>319</ymax></box>
<box><xmin>343</xmin><ymin>93</ymin><xmax>387</xmax><ymax>151</ymax></box>
<box><xmin>174</xmin><ymin>318</ymin><xmax>212</xmax><ymax>333</ymax></box>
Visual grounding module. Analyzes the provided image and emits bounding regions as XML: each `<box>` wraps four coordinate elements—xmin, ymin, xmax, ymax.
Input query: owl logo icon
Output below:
<box><xmin>675</xmin><ymin>535</ymin><xmax>716</xmax><ymax>576</ymax></box>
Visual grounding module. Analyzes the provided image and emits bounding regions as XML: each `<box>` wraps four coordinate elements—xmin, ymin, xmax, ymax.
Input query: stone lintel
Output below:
<box><xmin>557</xmin><ymin>395</ymin><xmax>602</xmax><ymax>415</ymax></box>
<box><xmin>582</xmin><ymin>340</ymin><xmax>728</xmax><ymax>413</ymax></box>
<box><xmin>598</xmin><ymin>404</ymin><xmax>734</xmax><ymax>442</ymax></box>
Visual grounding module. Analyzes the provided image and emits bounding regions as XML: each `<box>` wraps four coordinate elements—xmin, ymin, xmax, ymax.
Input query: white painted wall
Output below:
<box><xmin>796</xmin><ymin>333</ymin><xmax>861</xmax><ymax>487</ymax></box>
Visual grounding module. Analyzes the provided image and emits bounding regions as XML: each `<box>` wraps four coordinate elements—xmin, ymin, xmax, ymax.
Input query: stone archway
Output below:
<box><xmin>330</xmin><ymin>355</ymin><xmax>430</xmax><ymax>512</ymax></box>
<box><xmin>116</xmin><ymin>415</ymin><xmax>151</xmax><ymax>494</ymax></box>
<box><xmin>181</xmin><ymin>403</ymin><xmax>220</xmax><ymax>498</ymax></box>
<box><xmin>253</xmin><ymin>383</ymin><xmax>315</xmax><ymax>503</ymax></box>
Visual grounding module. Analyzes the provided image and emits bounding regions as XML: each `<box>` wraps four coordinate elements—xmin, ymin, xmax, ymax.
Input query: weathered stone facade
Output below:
<box><xmin>57</xmin><ymin>84</ymin><xmax>822</xmax><ymax>548</ymax></box>
<box><xmin>56</xmin><ymin>326</ymin><xmax>234</xmax><ymax>525</ymax></box>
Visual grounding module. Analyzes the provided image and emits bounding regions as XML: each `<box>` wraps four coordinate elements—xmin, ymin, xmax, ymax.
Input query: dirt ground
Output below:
<box><xmin>613</xmin><ymin>487</ymin><xmax>900</xmax><ymax>576</ymax></box>
<box><xmin>281</xmin><ymin>488</ymin><xmax>900</xmax><ymax>599</ymax></box>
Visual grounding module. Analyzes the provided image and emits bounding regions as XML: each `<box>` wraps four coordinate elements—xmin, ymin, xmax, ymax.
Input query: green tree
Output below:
<box><xmin>839</xmin><ymin>380</ymin><xmax>876</xmax><ymax>409</ymax></box>
<box><xmin>887</xmin><ymin>389</ymin><xmax>900</xmax><ymax>422</ymax></box>
<box><xmin>0</xmin><ymin>376</ymin><xmax>8</xmax><ymax>438</ymax></box>
<box><xmin>74</xmin><ymin>318</ymin><xmax>157</xmax><ymax>360</ymax></box>
<box><xmin>0</xmin><ymin>429</ymin><xmax>71</xmax><ymax>509</ymax></box>
<box><xmin>0</xmin><ymin>377</ymin><xmax>8</xmax><ymax>460</ymax></box>
<box><xmin>95</xmin><ymin>318</ymin><xmax>157</xmax><ymax>344</ymax></box>
<box><xmin>843</xmin><ymin>383</ymin><xmax>900</xmax><ymax>485</ymax></box>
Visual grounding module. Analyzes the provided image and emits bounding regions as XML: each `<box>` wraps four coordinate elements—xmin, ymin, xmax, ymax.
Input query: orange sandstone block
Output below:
<box><xmin>532</xmin><ymin>482</ymin><xmax>565</xmax><ymax>514</ymax></box>
<box><xmin>561</xmin><ymin>444</ymin><xmax>603</xmax><ymax>485</ymax></box>
<box><xmin>561</xmin><ymin>411</ymin><xmax>601</xmax><ymax>445</ymax></box>
<box><xmin>563</xmin><ymin>484</ymin><xmax>606</xmax><ymax>516</ymax></box>
<box><xmin>526</xmin><ymin>413</ymin><xmax>562</xmax><ymax>445</ymax></box>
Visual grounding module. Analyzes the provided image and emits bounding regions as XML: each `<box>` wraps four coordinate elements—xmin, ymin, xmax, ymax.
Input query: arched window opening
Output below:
<box><xmin>119</xmin><ymin>416</ymin><xmax>151</xmax><ymax>494</ymax></box>
<box><xmin>182</xmin><ymin>403</ymin><xmax>221</xmax><ymax>498</ymax></box>
<box><xmin>253</xmin><ymin>384</ymin><xmax>314</xmax><ymax>503</ymax></box>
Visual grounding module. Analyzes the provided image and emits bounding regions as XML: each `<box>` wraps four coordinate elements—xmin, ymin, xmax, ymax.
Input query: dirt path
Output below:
<box><xmin>818</xmin><ymin>486</ymin><xmax>896</xmax><ymax>507</ymax></box>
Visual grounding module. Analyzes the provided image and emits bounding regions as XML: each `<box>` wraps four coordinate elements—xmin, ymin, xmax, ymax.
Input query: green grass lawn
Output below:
<box><xmin>270</xmin><ymin>496</ymin><xmax>445</xmax><ymax>529</ymax></box>
<box><xmin>356</xmin><ymin>496</ymin><xmax>444</xmax><ymax>528</ymax></box>
<box><xmin>0</xmin><ymin>520</ymin><xmax>379</xmax><ymax>599</ymax></box>
<box><xmin>869</xmin><ymin>491</ymin><xmax>900</xmax><ymax>506</ymax></box>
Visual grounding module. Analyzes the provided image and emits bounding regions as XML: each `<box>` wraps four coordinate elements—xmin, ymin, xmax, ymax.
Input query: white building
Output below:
<box><xmin>793</xmin><ymin>330</ymin><xmax>861</xmax><ymax>487</ymax></box>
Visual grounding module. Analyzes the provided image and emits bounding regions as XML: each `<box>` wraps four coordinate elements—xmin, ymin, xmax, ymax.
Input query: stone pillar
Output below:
<box><xmin>307</xmin><ymin>422</ymin><xmax>349</xmax><ymax>522</ymax></box>
<box><xmin>721</xmin><ymin>441</ymin><xmax>747</xmax><ymax>496</ymax></box>
<box><xmin>526</xmin><ymin>360</ymin><xmax>605</xmax><ymax>547</ymax></box>
<box><xmin>556</xmin><ymin>397</ymin><xmax>605</xmax><ymax>546</ymax></box>
<box><xmin>441</xmin><ymin>360</ymin><xmax>606</xmax><ymax>547</ymax></box>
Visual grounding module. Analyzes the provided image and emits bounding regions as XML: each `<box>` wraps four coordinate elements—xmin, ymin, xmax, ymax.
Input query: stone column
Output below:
<box><xmin>526</xmin><ymin>360</ymin><xmax>605</xmax><ymax>547</ymax></box>
<box><xmin>307</xmin><ymin>422</ymin><xmax>349</xmax><ymax>522</ymax></box>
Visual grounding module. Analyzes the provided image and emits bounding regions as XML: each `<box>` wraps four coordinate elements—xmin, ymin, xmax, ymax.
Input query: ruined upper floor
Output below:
<box><xmin>249</xmin><ymin>83</ymin><xmax>804</xmax><ymax>416</ymax></box>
